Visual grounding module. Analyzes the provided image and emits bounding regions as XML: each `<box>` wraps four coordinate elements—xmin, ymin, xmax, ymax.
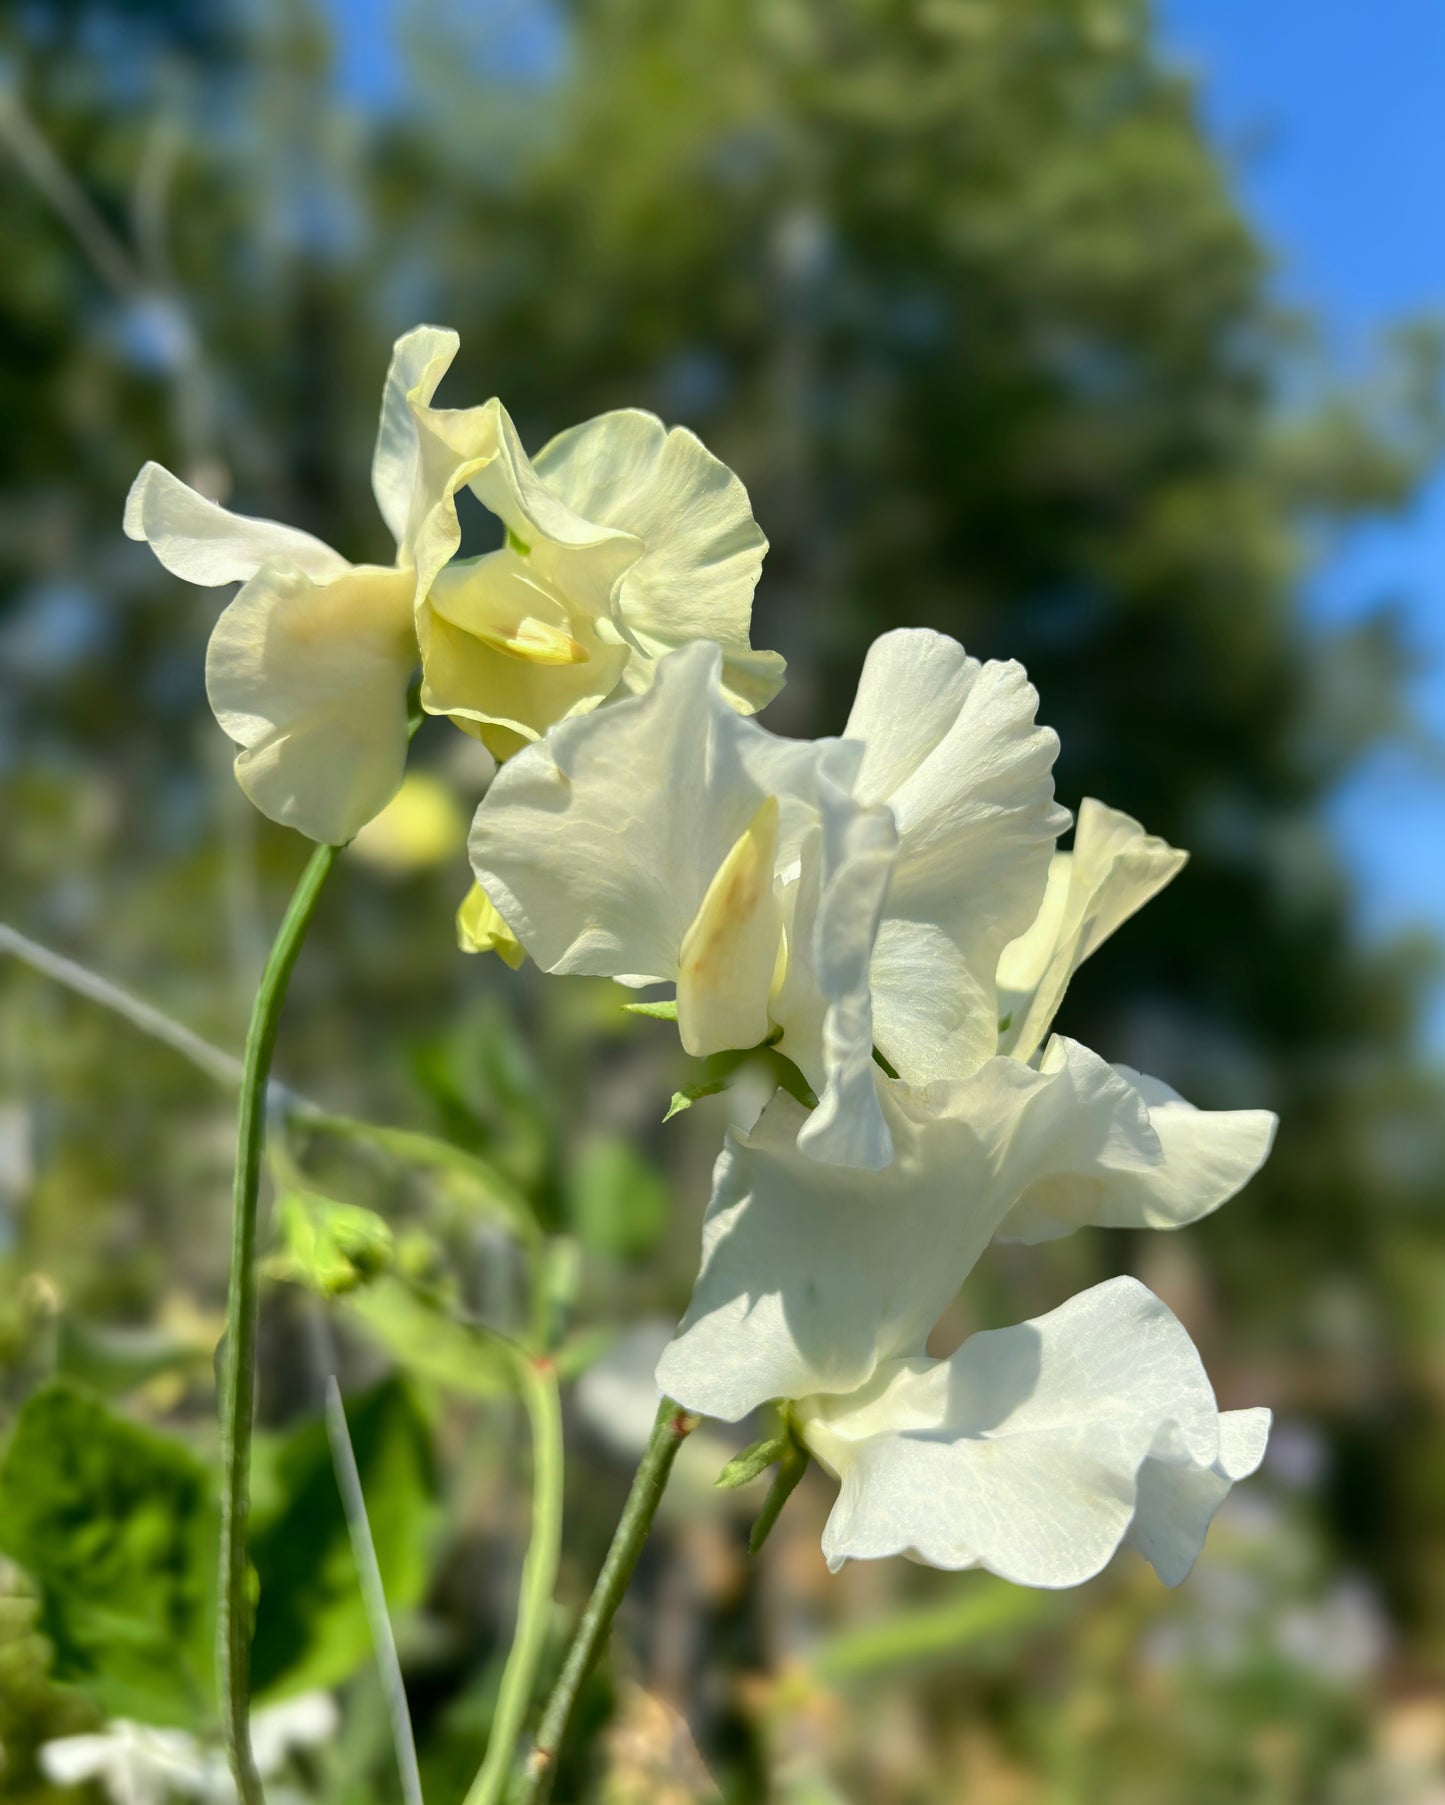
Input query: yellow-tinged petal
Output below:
<box><xmin>419</xmin><ymin>549</ymin><xmax>628</xmax><ymax>744</ymax></box>
<box><xmin>996</xmin><ymin>799</ymin><xmax>1188</xmax><ymax>1062</ymax></box>
<box><xmin>676</xmin><ymin>794</ymin><xmax>783</xmax><ymax>1058</ymax></box>
<box><xmin>206</xmin><ymin>561</ymin><xmax>417</xmax><ymax>845</ymax></box>
<box><xmin>457</xmin><ymin>882</ymin><xmax>526</xmax><ymax>968</ymax></box>
<box><xmin>427</xmin><ymin>551</ymin><xmax>590</xmax><ymax>665</ymax></box>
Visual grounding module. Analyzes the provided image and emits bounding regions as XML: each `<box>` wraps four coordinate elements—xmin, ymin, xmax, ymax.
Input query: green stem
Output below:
<box><xmin>513</xmin><ymin>1398</ymin><xmax>698</xmax><ymax>1805</ymax></box>
<box><xmin>219</xmin><ymin>842</ymin><xmax>340</xmax><ymax>1802</ymax></box>
<box><xmin>465</xmin><ymin>1356</ymin><xmax>566</xmax><ymax>1805</ymax></box>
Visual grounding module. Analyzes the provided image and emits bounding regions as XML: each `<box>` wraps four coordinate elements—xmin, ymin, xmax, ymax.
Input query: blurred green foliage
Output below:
<box><xmin>0</xmin><ymin>1383</ymin><xmax>216</xmax><ymax>1727</ymax></box>
<box><xmin>1</xmin><ymin>0</ymin><xmax>1443</xmax><ymax>1800</ymax></box>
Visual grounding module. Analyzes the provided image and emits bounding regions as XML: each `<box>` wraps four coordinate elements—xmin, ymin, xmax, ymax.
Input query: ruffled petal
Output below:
<box><xmin>844</xmin><ymin>631</ymin><xmax>1069</xmax><ymax>1082</ymax></box>
<box><xmin>657</xmin><ymin>1046</ymin><xmax>1153</xmax><ymax>1422</ymax></box>
<box><xmin>533</xmin><ymin>408</ymin><xmax>781</xmax><ymax>712</ymax></box>
<box><xmin>371</xmin><ymin>324</ymin><xmax>462</xmax><ymax>551</ymax></box>
<box><xmin>468</xmin><ymin>640</ymin><xmax>859</xmax><ymax>1025</ymax></box>
<box><xmin>997</xmin><ymin>798</ymin><xmax>1188</xmax><ymax>1062</ymax></box>
<box><xmin>419</xmin><ymin>548</ymin><xmax>630</xmax><ymax>742</ymax></box>
<box><xmin>206</xmin><ymin>562</ymin><xmax>417</xmax><ymax>844</ymax></box>
<box><xmin>775</xmin><ymin>805</ymin><xmax>899</xmax><ymax>1170</ymax></box>
<box><xmin>124</xmin><ymin>461</ymin><xmax>347</xmax><ymax>586</ymax></box>
<box><xmin>998</xmin><ymin>1048</ymin><xmax>1277</xmax><ymax>1243</ymax></box>
<box><xmin>806</xmin><ymin>1277</ymin><xmax>1267</xmax><ymax>1587</ymax></box>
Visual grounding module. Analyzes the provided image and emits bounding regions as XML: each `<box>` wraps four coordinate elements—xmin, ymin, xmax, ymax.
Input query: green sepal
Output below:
<box><xmin>714</xmin><ymin>1435</ymin><xmax>789</xmax><ymax>1490</ymax></box>
<box><xmin>622</xmin><ymin>998</ymin><xmax>679</xmax><ymax>1021</ymax></box>
<box><xmin>749</xmin><ymin>1437</ymin><xmax>810</xmax><ymax>1554</ymax></box>
<box><xmin>663</xmin><ymin>1079</ymin><xmax>729</xmax><ymax>1122</ymax></box>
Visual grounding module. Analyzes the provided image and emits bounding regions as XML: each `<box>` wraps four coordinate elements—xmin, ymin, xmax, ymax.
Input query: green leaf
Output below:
<box><xmin>663</xmin><ymin>1080</ymin><xmax>728</xmax><ymax>1122</ymax></box>
<box><xmin>621</xmin><ymin>998</ymin><xmax>678</xmax><ymax>1021</ymax></box>
<box><xmin>566</xmin><ymin>1136</ymin><xmax>670</xmax><ymax>1260</ymax></box>
<box><xmin>264</xmin><ymin>1189</ymin><xmax>395</xmax><ymax>1298</ymax></box>
<box><xmin>345</xmin><ymin>1278</ymin><xmax>517</xmax><ymax>1399</ymax></box>
<box><xmin>714</xmin><ymin>1435</ymin><xmax>788</xmax><ymax>1490</ymax></box>
<box><xmin>0</xmin><ymin>1382</ymin><xmax>217</xmax><ymax>1727</ymax></box>
<box><xmin>249</xmin><ymin>1375</ymin><xmax>436</xmax><ymax>1699</ymax></box>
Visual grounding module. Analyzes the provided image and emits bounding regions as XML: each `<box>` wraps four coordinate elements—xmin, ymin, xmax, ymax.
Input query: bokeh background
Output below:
<box><xmin>2</xmin><ymin>1</ymin><xmax>1444</xmax><ymax>1800</ymax></box>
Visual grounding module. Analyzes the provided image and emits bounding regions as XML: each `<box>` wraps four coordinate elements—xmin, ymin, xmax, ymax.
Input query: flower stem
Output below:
<box><xmin>464</xmin><ymin>1355</ymin><xmax>566</xmax><ymax>1805</ymax></box>
<box><xmin>219</xmin><ymin>841</ymin><xmax>340</xmax><ymax>1803</ymax></box>
<box><xmin>513</xmin><ymin>1399</ymin><xmax>698</xmax><ymax>1805</ymax></box>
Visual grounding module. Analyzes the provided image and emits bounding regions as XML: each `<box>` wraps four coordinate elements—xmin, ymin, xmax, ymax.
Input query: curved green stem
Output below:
<box><xmin>219</xmin><ymin>842</ymin><xmax>340</xmax><ymax>1802</ymax></box>
<box><xmin>465</xmin><ymin>1355</ymin><xmax>566</xmax><ymax>1805</ymax></box>
<box><xmin>513</xmin><ymin>1399</ymin><xmax>698</xmax><ymax>1805</ymax></box>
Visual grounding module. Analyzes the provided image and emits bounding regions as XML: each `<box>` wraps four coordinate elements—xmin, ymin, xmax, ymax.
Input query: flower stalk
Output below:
<box><xmin>514</xmin><ymin>1398</ymin><xmax>698</xmax><ymax>1805</ymax></box>
<box><xmin>464</xmin><ymin>1354</ymin><xmax>566</xmax><ymax>1805</ymax></box>
<box><xmin>218</xmin><ymin>841</ymin><xmax>340</xmax><ymax>1803</ymax></box>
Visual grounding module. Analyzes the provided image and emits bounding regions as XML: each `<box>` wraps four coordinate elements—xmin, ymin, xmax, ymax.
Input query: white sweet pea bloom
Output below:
<box><xmin>469</xmin><ymin>639</ymin><xmax>898</xmax><ymax>1166</ymax></box>
<box><xmin>38</xmin><ymin>1693</ymin><xmax>336</xmax><ymax>1805</ymax></box>
<box><xmin>124</xmin><ymin>327</ymin><xmax>459</xmax><ymax>844</ymax></box>
<box><xmin>803</xmin><ymin>1280</ymin><xmax>1271</xmax><ymax>1586</ymax></box>
<box><xmin>656</xmin><ymin>1063</ymin><xmax>1270</xmax><ymax>1587</ymax></box>
<box><xmin>404</xmin><ymin>375</ymin><xmax>783</xmax><ymax>758</ymax></box>
<box><xmin>39</xmin><ymin>1720</ymin><xmax>207</xmax><ymax>1805</ymax></box>
<box><xmin>468</xmin><ymin>627</ymin><xmax>1066</xmax><ymax>1168</ymax></box>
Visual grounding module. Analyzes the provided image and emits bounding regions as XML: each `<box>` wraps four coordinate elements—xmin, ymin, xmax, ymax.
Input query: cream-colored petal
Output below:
<box><xmin>534</xmin><ymin>408</ymin><xmax>781</xmax><ymax>713</ymax></box>
<box><xmin>468</xmin><ymin>640</ymin><xmax>858</xmax><ymax>1005</ymax></box>
<box><xmin>806</xmin><ymin>1277</ymin><xmax>1267</xmax><ymax>1586</ymax></box>
<box><xmin>677</xmin><ymin>795</ymin><xmax>784</xmax><ymax>1057</ymax></box>
<box><xmin>998</xmin><ymin>1049</ymin><xmax>1277</xmax><ymax>1243</ymax></box>
<box><xmin>844</xmin><ymin>631</ymin><xmax>1069</xmax><ymax>1082</ymax></box>
<box><xmin>457</xmin><ymin>882</ymin><xmax>526</xmax><ymax>967</ymax></box>
<box><xmin>469</xmin><ymin>403</ymin><xmax>643</xmax><ymax>606</ymax></box>
<box><xmin>371</xmin><ymin>325</ymin><xmax>462</xmax><ymax>551</ymax></box>
<box><xmin>418</xmin><ymin>546</ymin><xmax>630</xmax><ymax>742</ymax></box>
<box><xmin>656</xmin><ymin>1045</ymin><xmax>1154</xmax><ymax>1423</ymax></box>
<box><xmin>206</xmin><ymin>562</ymin><xmax>416</xmax><ymax>844</ymax></box>
<box><xmin>774</xmin><ymin>806</ymin><xmax>899</xmax><ymax>1171</ymax></box>
<box><xmin>124</xmin><ymin>461</ymin><xmax>347</xmax><ymax>585</ymax></box>
<box><xmin>998</xmin><ymin>798</ymin><xmax>1188</xmax><ymax>1062</ymax></box>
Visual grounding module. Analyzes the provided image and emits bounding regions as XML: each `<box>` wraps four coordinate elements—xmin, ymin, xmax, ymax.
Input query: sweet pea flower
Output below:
<box><xmin>468</xmin><ymin>629</ymin><xmax>1065</xmax><ymax>1168</ymax></box>
<box><xmin>468</xmin><ymin>639</ymin><xmax>898</xmax><ymax>1166</ymax></box>
<box><xmin>124</xmin><ymin>327</ymin><xmax>457</xmax><ymax>844</ymax></box>
<box><xmin>127</xmin><ymin>326</ymin><xmax>782</xmax><ymax>840</ymax></box>
<box><xmin>403</xmin><ymin>369</ymin><xmax>783</xmax><ymax>758</ymax></box>
<box><xmin>655</xmin><ymin>1068</ymin><xmax>1271</xmax><ymax>1586</ymax></box>
<box><xmin>38</xmin><ymin>1693</ymin><xmax>337</xmax><ymax>1805</ymax></box>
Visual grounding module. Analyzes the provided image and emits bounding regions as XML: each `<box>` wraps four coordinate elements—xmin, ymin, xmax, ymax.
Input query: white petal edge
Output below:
<box><xmin>998</xmin><ymin>798</ymin><xmax>1188</xmax><ymax>1063</ymax></box>
<box><xmin>534</xmin><ymin>408</ymin><xmax>781</xmax><ymax>713</ymax></box>
<box><xmin>124</xmin><ymin>461</ymin><xmax>348</xmax><ymax>586</ymax></box>
<box><xmin>371</xmin><ymin>324</ymin><xmax>461</xmax><ymax>551</ymax></box>
<box><xmin>998</xmin><ymin>1052</ymin><xmax>1278</xmax><ymax>1243</ymax></box>
<box><xmin>807</xmin><ymin>1276</ymin><xmax>1268</xmax><ymax>1587</ymax></box>
<box><xmin>845</xmin><ymin>631</ymin><xmax>1069</xmax><ymax>1082</ymax></box>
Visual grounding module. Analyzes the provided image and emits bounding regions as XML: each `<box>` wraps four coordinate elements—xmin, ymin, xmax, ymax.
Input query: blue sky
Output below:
<box><xmin>1162</xmin><ymin>0</ymin><xmax>1445</xmax><ymax>1051</ymax></box>
<box><xmin>326</xmin><ymin>0</ymin><xmax>1445</xmax><ymax>1049</ymax></box>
